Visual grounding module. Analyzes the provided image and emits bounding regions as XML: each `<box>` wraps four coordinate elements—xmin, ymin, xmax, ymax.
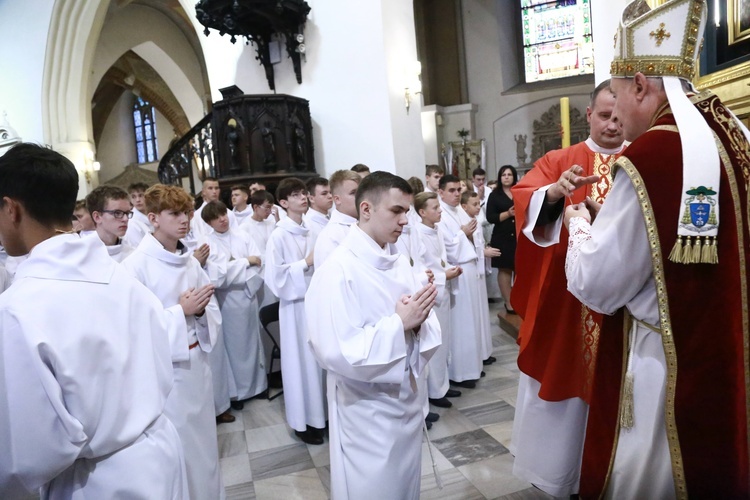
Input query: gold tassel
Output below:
<box><xmin>691</xmin><ymin>236</ymin><xmax>702</xmax><ymax>263</ymax></box>
<box><xmin>701</xmin><ymin>236</ymin><xmax>711</xmax><ymax>263</ymax></box>
<box><xmin>709</xmin><ymin>237</ymin><xmax>719</xmax><ymax>264</ymax></box>
<box><xmin>668</xmin><ymin>236</ymin><xmax>683</xmax><ymax>263</ymax></box>
<box><xmin>681</xmin><ymin>237</ymin><xmax>693</xmax><ymax>264</ymax></box>
<box><xmin>620</xmin><ymin>371</ymin><xmax>634</xmax><ymax>429</ymax></box>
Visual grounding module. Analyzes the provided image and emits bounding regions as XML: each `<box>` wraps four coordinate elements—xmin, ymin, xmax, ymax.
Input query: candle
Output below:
<box><xmin>560</xmin><ymin>97</ymin><xmax>570</xmax><ymax>148</ymax></box>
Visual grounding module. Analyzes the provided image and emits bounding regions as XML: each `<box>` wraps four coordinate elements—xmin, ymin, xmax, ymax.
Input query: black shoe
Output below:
<box><xmin>483</xmin><ymin>356</ymin><xmax>497</xmax><ymax>365</ymax></box>
<box><xmin>429</xmin><ymin>397</ymin><xmax>452</xmax><ymax>408</ymax></box>
<box><xmin>216</xmin><ymin>410</ymin><xmax>236</xmax><ymax>424</ymax></box>
<box><xmin>450</xmin><ymin>379</ymin><xmax>476</xmax><ymax>389</ymax></box>
<box><xmin>481</xmin><ymin>371</ymin><xmax>486</xmax><ymax>377</ymax></box>
<box><xmin>295</xmin><ymin>429</ymin><xmax>324</xmax><ymax>445</ymax></box>
<box><xmin>425</xmin><ymin>412</ymin><xmax>440</xmax><ymax>423</ymax></box>
<box><xmin>445</xmin><ymin>389</ymin><xmax>462</xmax><ymax>398</ymax></box>
<box><xmin>230</xmin><ymin>400</ymin><xmax>245</xmax><ymax>411</ymax></box>
<box><xmin>505</xmin><ymin>305</ymin><xmax>517</xmax><ymax>315</ymax></box>
<box><xmin>307</xmin><ymin>425</ymin><xmax>325</xmax><ymax>439</ymax></box>
<box><xmin>425</xmin><ymin>420</ymin><xmax>433</xmax><ymax>430</ymax></box>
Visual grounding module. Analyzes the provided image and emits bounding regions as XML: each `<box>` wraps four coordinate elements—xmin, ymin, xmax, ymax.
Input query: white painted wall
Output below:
<box><xmin>591</xmin><ymin>0</ymin><xmax>630</xmax><ymax>84</ymax></box>
<box><xmin>460</xmin><ymin>0</ymin><xmax>597</xmax><ymax>179</ymax></box>
<box><xmin>91</xmin><ymin>3</ymin><xmax>207</xmax><ymax>124</ymax></box>
<box><xmin>0</xmin><ymin>0</ymin><xmax>54</xmax><ymax>143</ymax></box>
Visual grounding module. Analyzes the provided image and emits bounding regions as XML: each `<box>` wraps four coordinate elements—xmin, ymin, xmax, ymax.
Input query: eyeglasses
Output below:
<box><xmin>100</xmin><ymin>210</ymin><xmax>134</xmax><ymax>219</ymax></box>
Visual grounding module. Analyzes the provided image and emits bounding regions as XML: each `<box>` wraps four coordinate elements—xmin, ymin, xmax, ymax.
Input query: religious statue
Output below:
<box><xmin>261</xmin><ymin>123</ymin><xmax>276</xmax><ymax>170</ymax></box>
<box><xmin>514</xmin><ymin>134</ymin><xmax>528</xmax><ymax>167</ymax></box>
<box><xmin>293</xmin><ymin>123</ymin><xmax>307</xmax><ymax>169</ymax></box>
<box><xmin>226</xmin><ymin>118</ymin><xmax>241</xmax><ymax>173</ymax></box>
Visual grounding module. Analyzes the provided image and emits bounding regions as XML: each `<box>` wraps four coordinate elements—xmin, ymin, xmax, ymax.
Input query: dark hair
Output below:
<box><xmin>0</xmin><ymin>143</ymin><xmax>78</xmax><ymax>226</ymax></box>
<box><xmin>203</xmin><ymin>177</ymin><xmax>219</xmax><ymax>184</ymax></box>
<box><xmin>497</xmin><ymin>165</ymin><xmax>518</xmax><ymax>188</ymax></box>
<box><xmin>460</xmin><ymin>191</ymin><xmax>479</xmax><ymax>205</ymax></box>
<box><xmin>407</xmin><ymin>176</ymin><xmax>424</xmax><ymax>194</ymax></box>
<box><xmin>355</xmin><ymin>171</ymin><xmax>412</xmax><ymax>217</ymax></box>
<box><xmin>438</xmin><ymin>174</ymin><xmax>460</xmax><ymax>190</ymax></box>
<box><xmin>231</xmin><ymin>185</ymin><xmax>250</xmax><ymax>198</ymax></box>
<box><xmin>250</xmin><ymin>190</ymin><xmax>275</xmax><ymax>208</ymax></box>
<box><xmin>590</xmin><ymin>79</ymin><xmax>612</xmax><ymax>109</ymax></box>
<box><xmin>413</xmin><ymin>191</ymin><xmax>437</xmax><ymax>213</ymax></box>
<box><xmin>275</xmin><ymin>177</ymin><xmax>306</xmax><ymax>202</ymax></box>
<box><xmin>305</xmin><ymin>177</ymin><xmax>329</xmax><ymax>195</ymax></box>
<box><xmin>201</xmin><ymin>200</ymin><xmax>228</xmax><ymax>223</ymax></box>
<box><xmin>127</xmin><ymin>182</ymin><xmax>150</xmax><ymax>194</ymax></box>
<box><xmin>86</xmin><ymin>185</ymin><xmax>130</xmax><ymax>215</ymax></box>
<box><xmin>425</xmin><ymin>164</ymin><xmax>444</xmax><ymax>176</ymax></box>
<box><xmin>351</xmin><ymin>164</ymin><xmax>370</xmax><ymax>173</ymax></box>
<box><xmin>472</xmin><ymin>167</ymin><xmax>486</xmax><ymax>177</ymax></box>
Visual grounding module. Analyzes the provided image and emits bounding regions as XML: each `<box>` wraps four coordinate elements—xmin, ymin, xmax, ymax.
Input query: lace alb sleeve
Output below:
<box><xmin>565</xmin><ymin>216</ymin><xmax>591</xmax><ymax>278</ymax></box>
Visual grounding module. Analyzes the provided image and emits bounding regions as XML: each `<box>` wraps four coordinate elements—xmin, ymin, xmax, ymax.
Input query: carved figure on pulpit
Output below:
<box><xmin>293</xmin><ymin>123</ymin><xmax>307</xmax><ymax>169</ymax></box>
<box><xmin>226</xmin><ymin>118</ymin><xmax>241</xmax><ymax>173</ymax></box>
<box><xmin>261</xmin><ymin>123</ymin><xmax>276</xmax><ymax>170</ymax></box>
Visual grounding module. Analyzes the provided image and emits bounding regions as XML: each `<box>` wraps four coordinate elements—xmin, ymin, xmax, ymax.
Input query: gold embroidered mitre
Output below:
<box><xmin>611</xmin><ymin>0</ymin><xmax>707</xmax><ymax>81</ymax></box>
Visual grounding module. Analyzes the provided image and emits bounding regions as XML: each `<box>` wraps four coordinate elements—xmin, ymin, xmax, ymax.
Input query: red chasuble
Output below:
<box><xmin>581</xmin><ymin>93</ymin><xmax>750</xmax><ymax>498</ymax></box>
<box><xmin>512</xmin><ymin>141</ymin><xmax>618</xmax><ymax>402</ymax></box>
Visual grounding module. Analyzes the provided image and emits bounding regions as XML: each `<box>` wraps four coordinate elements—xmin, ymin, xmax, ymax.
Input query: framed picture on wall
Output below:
<box><xmin>701</xmin><ymin>0</ymin><xmax>750</xmax><ymax>74</ymax></box>
<box><xmin>729</xmin><ymin>0</ymin><xmax>750</xmax><ymax>45</ymax></box>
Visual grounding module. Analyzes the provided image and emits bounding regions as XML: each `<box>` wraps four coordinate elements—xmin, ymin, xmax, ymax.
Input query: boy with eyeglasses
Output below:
<box><xmin>86</xmin><ymin>185</ymin><xmax>135</xmax><ymax>263</ymax></box>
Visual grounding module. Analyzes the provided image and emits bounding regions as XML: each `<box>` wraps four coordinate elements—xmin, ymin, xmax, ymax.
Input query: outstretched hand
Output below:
<box><xmin>546</xmin><ymin>165</ymin><xmax>599</xmax><ymax>204</ymax></box>
<box><xmin>396</xmin><ymin>283</ymin><xmax>438</xmax><ymax>331</ymax></box>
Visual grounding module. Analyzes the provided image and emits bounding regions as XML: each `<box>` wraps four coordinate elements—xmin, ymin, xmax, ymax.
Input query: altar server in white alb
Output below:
<box><xmin>437</xmin><ymin>175</ymin><xmax>484</xmax><ymax>387</ymax></box>
<box><xmin>264</xmin><ymin>177</ymin><xmax>327</xmax><ymax>445</ymax></box>
<box><xmin>240</xmin><ymin>189</ymin><xmax>277</xmax><ymax>306</ymax></box>
<box><xmin>313</xmin><ymin>169</ymin><xmax>361</xmax><ymax>268</ymax></box>
<box><xmin>461</xmin><ymin>190</ymin><xmax>501</xmax><ymax>365</ymax></box>
<box><xmin>201</xmin><ymin>200</ymin><xmax>268</xmax><ymax>402</ymax></box>
<box><xmin>122</xmin><ymin>184</ymin><xmax>225</xmax><ymax>500</ymax></box>
<box><xmin>86</xmin><ymin>185</ymin><xmax>135</xmax><ymax>263</ymax></box>
<box><xmin>302</xmin><ymin>176</ymin><xmax>332</xmax><ymax>244</ymax></box>
<box><xmin>231</xmin><ymin>184</ymin><xmax>253</xmax><ymax>224</ymax></box>
<box><xmin>0</xmin><ymin>144</ymin><xmax>186</xmax><ymax>499</ymax></box>
<box><xmin>415</xmin><ymin>191</ymin><xmax>464</xmax><ymax>408</ymax></box>
<box><xmin>123</xmin><ymin>182</ymin><xmax>153</xmax><ymax>248</ymax></box>
<box><xmin>307</xmin><ymin>172</ymin><xmax>441</xmax><ymax>500</ymax></box>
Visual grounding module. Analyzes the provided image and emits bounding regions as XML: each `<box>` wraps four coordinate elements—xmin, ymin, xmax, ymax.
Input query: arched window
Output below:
<box><xmin>133</xmin><ymin>97</ymin><xmax>158</xmax><ymax>163</ymax></box>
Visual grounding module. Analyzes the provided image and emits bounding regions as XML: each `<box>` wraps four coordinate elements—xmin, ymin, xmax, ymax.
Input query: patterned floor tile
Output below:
<box><xmin>458</xmin><ymin>454</ymin><xmax>531</xmax><ymax>498</ymax></box>
<box><xmin>248</xmin><ymin>443</ymin><xmax>315</xmax><ymax>481</ymax></box>
<box><xmin>220</xmin><ymin>453</ymin><xmax>253</xmax><ymax>486</ymax></box>
<box><xmin>461</xmin><ymin>400</ymin><xmax>515</xmax><ymax>427</ymax></box>
<box><xmin>225</xmin><ymin>481</ymin><xmax>256</xmax><ymax>500</ymax></box>
<box><xmin>431</xmin><ymin>428</ymin><xmax>509</xmax><ymax>467</ymax></box>
<box><xmin>218</xmin><ymin>430</ymin><xmax>249</xmax><ymax>459</ymax></box>
<box><xmin>252</xmin><ymin>468</ymin><xmax>327</xmax><ymax>500</ymax></box>
<box><xmin>420</xmin><ymin>468</ymin><xmax>486</xmax><ymax>500</ymax></box>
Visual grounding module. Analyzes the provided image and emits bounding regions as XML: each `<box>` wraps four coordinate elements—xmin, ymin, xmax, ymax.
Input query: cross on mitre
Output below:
<box><xmin>649</xmin><ymin>22</ymin><xmax>671</xmax><ymax>46</ymax></box>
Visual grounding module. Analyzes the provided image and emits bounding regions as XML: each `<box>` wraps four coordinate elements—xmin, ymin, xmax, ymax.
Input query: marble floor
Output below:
<box><xmin>217</xmin><ymin>303</ymin><xmax>554</xmax><ymax>500</ymax></box>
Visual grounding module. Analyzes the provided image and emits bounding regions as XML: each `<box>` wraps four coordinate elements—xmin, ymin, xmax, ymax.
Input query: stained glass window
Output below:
<box><xmin>521</xmin><ymin>0</ymin><xmax>594</xmax><ymax>83</ymax></box>
<box><xmin>133</xmin><ymin>97</ymin><xmax>158</xmax><ymax>163</ymax></box>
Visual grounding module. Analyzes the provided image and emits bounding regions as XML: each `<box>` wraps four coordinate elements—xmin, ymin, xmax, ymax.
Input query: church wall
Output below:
<box><xmin>98</xmin><ymin>92</ymin><xmax>137</xmax><ymax>184</ymax></box>
<box><xmin>97</xmin><ymin>91</ymin><xmax>174</xmax><ymax>185</ymax></box>
<box><xmin>460</xmin><ymin>0</ymin><xmax>598</xmax><ymax>178</ymax></box>
<box><xmin>191</xmin><ymin>0</ymin><xmax>426</xmax><ymax>179</ymax></box>
<box><xmin>0</xmin><ymin>0</ymin><xmax>55</xmax><ymax>143</ymax></box>
<box><xmin>91</xmin><ymin>3</ymin><xmax>207</xmax><ymax>125</ymax></box>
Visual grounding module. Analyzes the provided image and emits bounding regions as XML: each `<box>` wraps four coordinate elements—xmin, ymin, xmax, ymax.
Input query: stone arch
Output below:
<box><xmin>42</xmin><ymin>0</ymin><xmax>211</xmax><ymax>194</ymax></box>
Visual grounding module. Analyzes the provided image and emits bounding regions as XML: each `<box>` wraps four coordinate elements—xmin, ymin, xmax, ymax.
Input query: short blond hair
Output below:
<box><xmin>145</xmin><ymin>184</ymin><xmax>194</xmax><ymax>215</ymax></box>
<box><xmin>329</xmin><ymin>170</ymin><xmax>361</xmax><ymax>194</ymax></box>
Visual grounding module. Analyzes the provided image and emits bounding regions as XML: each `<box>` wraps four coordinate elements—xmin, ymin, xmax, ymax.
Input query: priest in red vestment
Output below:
<box><xmin>564</xmin><ymin>0</ymin><xmax>750</xmax><ymax>496</ymax></box>
<box><xmin>509</xmin><ymin>80</ymin><xmax>625</xmax><ymax>496</ymax></box>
